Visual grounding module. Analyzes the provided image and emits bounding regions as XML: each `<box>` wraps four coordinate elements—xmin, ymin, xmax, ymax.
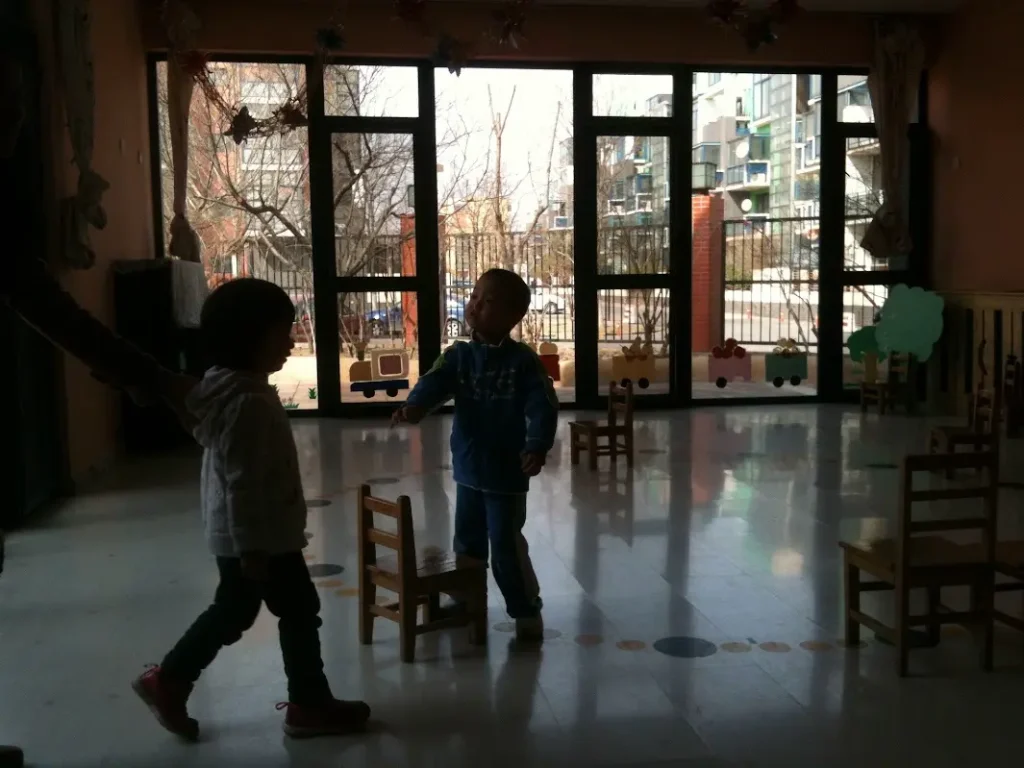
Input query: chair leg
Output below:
<box><xmin>609</xmin><ymin>430</ymin><xmax>618</xmax><ymax>463</ymax></box>
<box><xmin>843</xmin><ymin>557</ymin><xmax>861</xmax><ymax>646</ymax></box>
<box><xmin>926</xmin><ymin>586</ymin><xmax>941</xmax><ymax>647</ymax></box>
<box><xmin>980</xmin><ymin>578</ymin><xmax>994</xmax><ymax>672</ymax></box>
<box><xmin>469</xmin><ymin>579</ymin><xmax>488</xmax><ymax>646</ymax></box>
<box><xmin>946</xmin><ymin>445</ymin><xmax>956</xmax><ymax>480</ymax></box>
<box><xmin>588</xmin><ymin>433</ymin><xmax>598</xmax><ymax>471</ymax></box>
<box><xmin>399</xmin><ymin>591</ymin><xmax>418</xmax><ymax>663</ymax></box>
<box><xmin>359</xmin><ymin>578</ymin><xmax>375</xmax><ymax>646</ymax></box>
<box><xmin>896</xmin><ymin>581</ymin><xmax>910</xmax><ymax>677</ymax></box>
<box><xmin>570</xmin><ymin>428</ymin><xmax>580</xmax><ymax>465</ymax></box>
<box><xmin>625</xmin><ymin>427</ymin><xmax>634</xmax><ymax>468</ymax></box>
<box><xmin>424</xmin><ymin>592</ymin><xmax>441</xmax><ymax>625</ymax></box>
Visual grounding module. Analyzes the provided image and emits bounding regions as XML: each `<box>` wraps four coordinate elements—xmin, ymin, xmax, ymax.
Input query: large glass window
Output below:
<box><xmin>155</xmin><ymin>61</ymin><xmax>319</xmax><ymax>410</ymax></box>
<box><xmin>436</xmin><ymin>67</ymin><xmax>576</xmax><ymax>402</ymax></box>
<box><xmin>692</xmin><ymin>72</ymin><xmax>819</xmax><ymax>400</ymax></box>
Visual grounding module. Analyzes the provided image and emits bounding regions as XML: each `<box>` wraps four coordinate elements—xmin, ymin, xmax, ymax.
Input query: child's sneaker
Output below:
<box><xmin>515</xmin><ymin>614</ymin><xmax>545</xmax><ymax>642</ymax></box>
<box><xmin>277</xmin><ymin>698</ymin><xmax>371</xmax><ymax>738</ymax></box>
<box><xmin>131</xmin><ymin>665</ymin><xmax>199</xmax><ymax>742</ymax></box>
<box><xmin>0</xmin><ymin>745</ymin><xmax>24</xmax><ymax>768</ymax></box>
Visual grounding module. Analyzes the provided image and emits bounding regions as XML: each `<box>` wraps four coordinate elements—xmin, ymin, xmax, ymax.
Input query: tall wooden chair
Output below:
<box><xmin>357</xmin><ymin>485</ymin><xmax>487</xmax><ymax>663</ymax></box>
<box><xmin>839</xmin><ymin>451</ymin><xmax>998</xmax><ymax>676</ymax></box>
<box><xmin>929</xmin><ymin>387</ymin><xmax>999</xmax><ymax>477</ymax></box>
<box><xmin>569</xmin><ymin>381</ymin><xmax>634</xmax><ymax>470</ymax></box>
<box><xmin>861</xmin><ymin>352</ymin><xmax>914</xmax><ymax>415</ymax></box>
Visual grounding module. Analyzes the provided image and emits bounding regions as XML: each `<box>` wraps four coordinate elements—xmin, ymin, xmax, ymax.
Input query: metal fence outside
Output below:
<box><xmin>238</xmin><ymin>227</ymin><xmax>670</xmax><ymax>346</ymax></box>
<box><xmin>722</xmin><ymin>217</ymin><xmax>820</xmax><ymax>349</ymax></box>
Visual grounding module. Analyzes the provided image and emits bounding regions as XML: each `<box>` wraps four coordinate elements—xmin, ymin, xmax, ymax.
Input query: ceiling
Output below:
<box><xmin>462</xmin><ymin>0</ymin><xmax>962</xmax><ymax>12</ymax></box>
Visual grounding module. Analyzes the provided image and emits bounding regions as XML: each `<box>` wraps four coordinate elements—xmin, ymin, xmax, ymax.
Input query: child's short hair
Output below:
<box><xmin>200</xmin><ymin>278</ymin><xmax>295</xmax><ymax>370</ymax></box>
<box><xmin>480</xmin><ymin>268</ymin><xmax>532</xmax><ymax>316</ymax></box>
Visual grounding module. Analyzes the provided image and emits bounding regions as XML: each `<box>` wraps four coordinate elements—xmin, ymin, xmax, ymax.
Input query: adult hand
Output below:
<box><xmin>521</xmin><ymin>451</ymin><xmax>546</xmax><ymax>477</ymax></box>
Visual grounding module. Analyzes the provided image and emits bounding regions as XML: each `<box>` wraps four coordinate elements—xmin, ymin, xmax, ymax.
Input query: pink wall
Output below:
<box><xmin>32</xmin><ymin>0</ymin><xmax>155</xmax><ymax>483</ymax></box>
<box><xmin>930</xmin><ymin>0</ymin><xmax>1024</xmax><ymax>292</ymax></box>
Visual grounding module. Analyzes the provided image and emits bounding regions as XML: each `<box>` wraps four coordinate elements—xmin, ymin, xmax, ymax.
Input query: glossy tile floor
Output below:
<box><xmin>3</xmin><ymin>406</ymin><xmax>1024</xmax><ymax>768</ymax></box>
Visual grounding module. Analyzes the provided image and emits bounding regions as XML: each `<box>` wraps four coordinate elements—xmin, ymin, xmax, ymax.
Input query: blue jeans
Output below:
<box><xmin>455</xmin><ymin>485</ymin><xmax>541</xmax><ymax>619</ymax></box>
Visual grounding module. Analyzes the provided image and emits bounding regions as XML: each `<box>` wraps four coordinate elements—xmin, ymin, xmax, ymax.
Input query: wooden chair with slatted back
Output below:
<box><xmin>861</xmin><ymin>352</ymin><xmax>913</xmax><ymax>415</ymax></box>
<box><xmin>357</xmin><ymin>485</ymin><xmax>487</xmax><ymax>663</ymax></box>
<box><xmin>929</xmin><ymin>388</ymin><xmax>999</xmax><ymax>478</ymax></box>
<box><xmin>839</xmin><ymin>451</ymin><xmax>998</xmax><ymax>677</ymax></box>
<box><xmin>569</xmin><ymin>381</ymin><xmax>634</xmax><ymax>470</ymax></box>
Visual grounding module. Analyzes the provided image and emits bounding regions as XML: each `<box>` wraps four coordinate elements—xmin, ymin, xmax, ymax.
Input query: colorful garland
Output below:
<box><xmin>166</xmin><ymin>0</ymin><xmax>533</xmax><ymax>145</ymax></box>
<box><xmin>707</xmin><ymin>0</ymin><xmax>802</xmax><ymax>51</ymax></box>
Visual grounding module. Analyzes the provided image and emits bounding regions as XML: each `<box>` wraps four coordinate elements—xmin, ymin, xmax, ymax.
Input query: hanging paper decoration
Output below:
<box><xmin>434</xmin><ymin>34</ymin><xmax>472</xmax><ymax>76</ymax></box>
<box><xmin>706</xmin><ymin>0</ymin><xmax>802</xmax><ymax>52</ymax></box>
<box><xmin>494</xmin><ymin>0</ymin><xmax>532</xmax><ymax>48</ymax></box>
<box><xmin>54</xmin><ymin>0</ymin><xmax>108</xmax><ymax>270</ymax></box>
<box><xmin>315</xmin><ymin>24</ymin><xmax>346</xmax><ymax>53</ymax></box>
<box><xmin>224</xmin><ymin>106</ymin><xmax>258</xmax><ymax>145</ymax></box>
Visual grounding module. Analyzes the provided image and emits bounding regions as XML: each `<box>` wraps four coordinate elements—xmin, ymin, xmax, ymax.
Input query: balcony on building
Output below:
<box><xmin>846</xmin><ymin>135</ymin><xmax>881</xmax><ymax>156</ymax></box>
<box><xmin>725</xmin><ymin>135</ymin><xmax>770</xmax><ymax>190</ymax></box>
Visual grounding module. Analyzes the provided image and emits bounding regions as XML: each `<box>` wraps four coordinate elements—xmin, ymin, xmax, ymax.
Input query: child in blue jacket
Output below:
<box><xmin>392</xmin><ymin>269</ymin><xmax>558</xmax><ymax>640</ymax></box>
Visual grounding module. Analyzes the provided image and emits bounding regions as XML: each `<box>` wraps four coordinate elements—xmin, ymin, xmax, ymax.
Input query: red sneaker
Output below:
<box><xmin>277</xmin><ymin>699</ymin><xmax>371</xmax><ymax>738</ymax></box>
<box><xmin>131</xmin><ymin>665</ymin><xmax>199</xmax><ymax>742</ymax></box>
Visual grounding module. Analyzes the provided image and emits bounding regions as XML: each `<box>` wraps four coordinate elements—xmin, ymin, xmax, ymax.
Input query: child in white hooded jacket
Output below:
<box><xmin>132</xmin><ymin>279</ymin><xmax>370</xmax><ymax>742</ymax></box>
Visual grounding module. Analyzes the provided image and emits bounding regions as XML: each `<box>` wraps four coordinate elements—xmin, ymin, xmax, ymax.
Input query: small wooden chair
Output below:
<box><xmin>839</xmin><ymin>451</ymin><xmax>998</xmax><ymax>676</ymax></box>
<box><xmin>861</xmin><ymin>352</ymin><xmax>913</xmax><ymax>415</ymax></box>
<box><xmin>929</xmin><ymin>388</ymin><xmax>999</xmax><ymax>477</ymax></box>
<box><xmin>357</xmin><ymin>485</ymin><xmax>487</xmax><ymax>663</ymax></box>
<box><xmin>569</xmin><ymin>381</ymin><xmax>634</xmax><ymax>470</ymax></box>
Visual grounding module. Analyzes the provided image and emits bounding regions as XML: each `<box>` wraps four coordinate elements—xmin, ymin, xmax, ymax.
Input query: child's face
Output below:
<box><xmin>253</xmin><ymin>322</ymin><xmax>295</xmax><ymax>374</ymax></box>
<box><xmin>465</xmin><ymin>276</ymin><xmax>520</xmax><ymax>341</ymax></box>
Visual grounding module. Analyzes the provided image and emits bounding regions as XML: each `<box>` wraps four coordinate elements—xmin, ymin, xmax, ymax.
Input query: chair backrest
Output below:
<box><xmin>607</xmin><ymin>380</ymin><xmax>634</xmax><ymax>430</ymax></box>
<box><xmin>972</xmin><ymin>388</ymin><xmax>998</xmax><ymax>435</ymax></box>
<box><xmin>358</xmin><ymin>484</ymin><xmax>416</xmax><ymax>581</ymax></box>
<box><xmin>888</xmin><ymin>352</ymin><xmax>912</xmax><ymax>384</ymax></box>
<box><xmin>897</xmin><ymin>452</ymin><xmax>999</xmax><ymax>569</ymax></box>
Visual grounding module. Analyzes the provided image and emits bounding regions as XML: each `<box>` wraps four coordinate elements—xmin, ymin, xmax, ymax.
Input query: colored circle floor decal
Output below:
<box><xmin>720</xmin><ymin>642</ymin><xmax>752</xmax><ymax>653</ymax></box>
<box><xmin>308</xmin><ymin>564</ymin><xmax>345</xmax><ymax>578</ymax></box>
<box><xmin>799</xmin><ymin>640</ymin><xmax>834</xmax><ymax>652</ymax></box>
<box><xmin>758</xmin><ymin>642</ymin><xmax>791</xmax><ymax>653</ymax></box>
<box><xmin>616</xmin><ymin>640</ymin><xmax>646</xmax><ymax>651</ymax></box>
<box><xmin>652</xmin><ymin>636</ymin><xmax>719</xmax><ymax>659</ymax></box>
<box><xmin>836</xmin><ymin>639</ymin><xmax>868</xmax><ymax>649</ymax></box>
<box><xmin>306</xmin><ymin>499</ymin><xmax>331</xmax><ymax>508</ymax></box>
<box><xmin>315</xmin><ymin>579</ymin><xmax>344</xmax><ymax>589</ymax></box>
<box><xmin>366</xmin><ymin>477</ymin><xmax>399</xmax><ymax>485</ymax></box>
<box><xmin>575</xmin><ymin>634</ymin><xmax>604</xmax><ymax>647</ymax></box>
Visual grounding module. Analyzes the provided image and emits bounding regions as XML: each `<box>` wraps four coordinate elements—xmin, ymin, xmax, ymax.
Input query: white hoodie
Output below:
<box><xmin>187</xmin><ymin>367</ymin><xmax>308</xmax><ymax>557</ymax></box>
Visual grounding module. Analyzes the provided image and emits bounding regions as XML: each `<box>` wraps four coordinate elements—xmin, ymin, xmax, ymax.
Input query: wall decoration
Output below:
<box><xmin>611</xmin><ymin>338</ymin><xmax>665</xmax><ymax>390</ymax></box>
<box><xmin>764</xmin><ymin>338</ymin><xmax>808</xmax><ymax>387</ymax></box>
<box><xmin>875</xmin><ymin>285</ymin><xmax>944</xmax><ymax>362</ymax></box>
<box><xmin>349</xmin><ymin>345</ymin><xmax>411</xmax><ymax>399</ymax></box>
<box><xmin>708</xmin><ymin>338</ymin><xmax>752</xmax><ymax>388</ymax></box>
<box><xmin>707</xmin><ymin>0</ymin><xmax>803</xmax><ymax>52</ymax></box>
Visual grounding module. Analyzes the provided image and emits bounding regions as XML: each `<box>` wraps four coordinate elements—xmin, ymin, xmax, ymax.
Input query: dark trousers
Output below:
<box><xmin>454</xmin><ymin>485</ymin><xmax>541</xmax><ymax>619</ymax></box>
<box><xmin>162</xmin><ymin>553</ymin><xmax>332</xmax><ymax>705</ymax></box>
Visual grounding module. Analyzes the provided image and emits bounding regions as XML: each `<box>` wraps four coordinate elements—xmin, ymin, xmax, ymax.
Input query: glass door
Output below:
<box><xmin>308</xmin><ymin>63</ymin><xmax>440</xmax><ymax>414</ymax></box>
<box><xmin>574</xmin><ymin>70</ymin><xmax>687</xmax><ymax>407</ymax></box>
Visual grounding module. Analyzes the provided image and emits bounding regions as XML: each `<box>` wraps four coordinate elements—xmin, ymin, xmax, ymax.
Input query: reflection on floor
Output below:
<box><xmin>3</xmin><ymin>407</ymin><xmax>1024</xmax><ymax>767</ymax></box>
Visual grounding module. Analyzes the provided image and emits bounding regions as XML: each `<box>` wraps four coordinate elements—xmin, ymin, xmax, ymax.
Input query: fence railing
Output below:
<box><xmin>722</xmin><ymin>217</ymin><xmax>820</xmax><ymax>348</ymax></box>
